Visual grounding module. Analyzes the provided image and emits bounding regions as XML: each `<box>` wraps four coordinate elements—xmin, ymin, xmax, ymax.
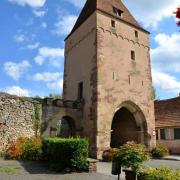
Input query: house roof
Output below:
<box><xmin>155</xmin><ymin>96</ymin><xmax>180</xmax><ymax>128</ymax></box>
<box><xmin>65</xmin><ymin>0</ymin><xmax>149</xmax><ymax>40</ymax></box>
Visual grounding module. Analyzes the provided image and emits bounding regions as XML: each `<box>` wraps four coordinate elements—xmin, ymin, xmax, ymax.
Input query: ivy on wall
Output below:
<box><xmin>31</xmin><ymin>103</ymin><xmax>42</xmax><ymax>137</ymax></box>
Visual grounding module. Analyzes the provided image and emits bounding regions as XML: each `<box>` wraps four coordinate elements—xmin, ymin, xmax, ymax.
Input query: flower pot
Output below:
<box><xmin>111</xmin><ymin>160</ymin><xmax>121</xmax><ymax>175</ymax></box>
<box><xmin>123</xmin><ymin>169</ymin><xmax>136</xmax><ymax>180</ymax></box>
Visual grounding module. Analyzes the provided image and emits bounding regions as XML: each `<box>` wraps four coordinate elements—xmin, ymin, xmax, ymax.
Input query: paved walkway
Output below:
<box><xmin>161</xmin><ymin>155</ymin><xmax>180</xmax><ymax>161</ymax></box>
<box><xmin>0</xmin><ymin>159</ymin><xmax>117</xmax><ymax>180</ymax></box>
<box><xmin>0</xmin><ymin>158</ymin><xmax>179</xmax><ymax>180</ymax></box>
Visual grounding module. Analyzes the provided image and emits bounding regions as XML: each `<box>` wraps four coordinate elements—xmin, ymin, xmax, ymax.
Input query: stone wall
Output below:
<box><xmin>41</xmin><ymin>98</ymin><xmax>83</xmax><ymax>138</ymax></box>
<box><xmin>0</xmin><ymin>93</ymin><xmax>38</xmax><ymax>153</ymax></box>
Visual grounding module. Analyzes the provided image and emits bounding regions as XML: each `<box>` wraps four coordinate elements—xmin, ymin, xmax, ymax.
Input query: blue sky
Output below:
<box><xmin>0</xmin><ymin>0</ymin><xmax>180</xmax><ymax>99</ymax></box>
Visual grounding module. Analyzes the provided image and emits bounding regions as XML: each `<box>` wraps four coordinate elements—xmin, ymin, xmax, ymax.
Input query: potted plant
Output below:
<box><xmin>114</xmin><ymin>141</ymin><xmax>150</xmax><ymax>180</ymax></box>
<box><xmin>102</xmin><ymin>148</ymin><xmax>119</xmax><ymax>162</ymax></box>
<box><xmin>151</xmin><ymin>146</ymin><xmax>169</xmax><ymax>158</ymax></box>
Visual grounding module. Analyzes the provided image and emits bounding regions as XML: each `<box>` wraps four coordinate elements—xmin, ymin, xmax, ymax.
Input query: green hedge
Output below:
<box><xmin>42</xmin><ymin>138</ymin><xmax>88</xmax><ymax>171</ymax></box>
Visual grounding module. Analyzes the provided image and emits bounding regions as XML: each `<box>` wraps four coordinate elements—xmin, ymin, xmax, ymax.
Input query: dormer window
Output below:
<box><xmin>113</xmin><ymin>7</ymin><xmax>123</xmax><ymax>17</ymax></box>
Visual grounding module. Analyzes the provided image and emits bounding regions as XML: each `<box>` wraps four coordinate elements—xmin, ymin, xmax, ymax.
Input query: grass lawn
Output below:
<box><xmin>0</xmin><ymin>165</ymin><xmax>22</xmax><ymax>175</ymax></box>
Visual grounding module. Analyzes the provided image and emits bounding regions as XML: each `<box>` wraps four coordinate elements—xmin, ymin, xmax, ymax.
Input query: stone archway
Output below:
<box><xmin>111</xmin><ymin>101</ymin><xmax>147</xmax><ymax>148</ymax></box>
<box><xmin>60</xmin><ymin>116</ymin><xmax>76</xmax><ymax>138</ymax></box>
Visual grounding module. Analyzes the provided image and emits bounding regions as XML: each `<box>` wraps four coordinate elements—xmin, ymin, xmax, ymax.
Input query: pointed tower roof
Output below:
<box><xmin>65</xmin><ymin>0</ymin><xmax>149</xmax><ymax>40</ymax></box>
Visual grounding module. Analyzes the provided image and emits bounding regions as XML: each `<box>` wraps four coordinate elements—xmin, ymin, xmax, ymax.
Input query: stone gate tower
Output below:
<box><xmin>63</xmin><ymin>0</ymin><xmax>156</xmax><ymax>158</ymax></box>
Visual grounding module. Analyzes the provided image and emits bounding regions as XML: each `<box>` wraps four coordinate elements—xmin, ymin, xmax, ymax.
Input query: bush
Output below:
<box><xmin>102</xmin><ymin>148</ymin><xmax>119</xmax><ymax>162</ymax></box>
<box><xmin>114</xmin><ymin>141</ymin><xmax>150</xmax><ymax>173</ymax></box>
<box><xmin>152</xmin><ymin>146</ymin><xmax>169</xmax><ymax>158</ymax></box>
<box><xmin>7</xmin><ymin>136</ymin><xmax>42</xmax><ymax>161</ymax></box>
<box><xmin>42</xmin><ymin>138</ymin><xmax>88</xmax><ymax>171</ymax></box>
<box><xmin>138</xmin><ymin>166</ymin><xmax>180</xmax><ymax>180</ymax></box>
<box><xmin>22</xmin><ymin>136</ymin><xmax>42</xmax><ymax>161</ymax></box>
<box><xmin>7</xmin><ymin>137</ymin><xmax>27</xmax><ymax>159</ymax></box>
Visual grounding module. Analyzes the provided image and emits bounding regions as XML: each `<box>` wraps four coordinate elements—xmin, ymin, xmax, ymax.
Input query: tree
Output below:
<box><xmin>174</xmin><ymin>7</ymin><xmax>180</xmax><ymax>27</ymax></box>
<box><xmin>152</xmin><ymin>86</ymin><xmax>157</xmax><ymax>100</ymax></box>
<box><xmin>46</xmin><ymin>93</ymin><xmax>62</xmax><ymax>100</ymax></box>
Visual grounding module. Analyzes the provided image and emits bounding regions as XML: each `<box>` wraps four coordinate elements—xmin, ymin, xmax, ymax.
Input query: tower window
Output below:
<box><xmin>135</xmin><ymin>30</ymin><xmax>138</xmax><ymax>38</ymax></box>
<box><xmin>78</xmin><ymin>82</ymin><xmax>83</xmax><ymax>99</ymax></box>
<box><xmin>131</xmin><ymin>50</ymin><xmax>135</xmax><ymax>60</ymax></box>
<box><xmin>113</xmin><ymin>7</ymin><xmax>123</xmax><ymax>17</ymax></box>
<box><xmin>113</xmin><ymin>72</ymin><xmax>117</xmax><ymax>80</ymax></box>
<box><xmin>111</xmin><ymin>20</ymin><xmax>116</xmax><ymax>28</ymax></box>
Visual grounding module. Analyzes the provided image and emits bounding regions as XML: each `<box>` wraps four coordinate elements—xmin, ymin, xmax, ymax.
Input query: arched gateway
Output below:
<box><xmin>60</xmin><ymin>116</ymin><xmax>76</xmax><ymax>138</ymax></box>
<box><xmin>111</xmin><ymin>101</ymin><xmax>148</xmax><ymax>147</ymax></box>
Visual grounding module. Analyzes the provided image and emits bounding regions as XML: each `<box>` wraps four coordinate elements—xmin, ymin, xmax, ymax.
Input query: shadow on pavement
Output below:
<box><xmin>18</xmin><ymin>161</ymin><xmax>65</xmax><ymax>175</ymax></box>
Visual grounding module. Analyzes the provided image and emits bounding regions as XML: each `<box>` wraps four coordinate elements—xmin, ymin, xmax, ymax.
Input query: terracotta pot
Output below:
<box><xmin>123</xmin><ymin>169</ymin><xmax>136</xmax><ymax>180</ymax></box>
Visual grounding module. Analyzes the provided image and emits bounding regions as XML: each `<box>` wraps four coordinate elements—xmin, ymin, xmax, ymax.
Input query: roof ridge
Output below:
<box><xmin>65</xmin><ymin>0</ymin><xmax>148</xmax><ymax>40</ymax></box>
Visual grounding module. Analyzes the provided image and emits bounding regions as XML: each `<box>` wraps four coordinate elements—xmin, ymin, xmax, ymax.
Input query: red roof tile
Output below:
<box><xmin>155</xmin><ymin>97</ymin><xmax>180</xmax><ymax>128</ymax></box>
<box><xmin>65</xmin><ymin>0</ymin><xmax>149</xmax><ymax>40</ymax></box>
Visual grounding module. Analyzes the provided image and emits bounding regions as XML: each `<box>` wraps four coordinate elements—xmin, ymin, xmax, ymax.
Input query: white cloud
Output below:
<box><xmin>123</xmin><ymin>0</ymin><xmax>179</xmax><ymax>28</ymax></box>
<box><xmin>53</xmin><ymin>14</ymin><xmax>78</xmax><ymax>36</ymax></box>
<box><xmin>33</xmin><ymin>72</ymin><xmax>63</xmax><ymax>82</ymax></box>
<box><xmin>5</xmin><ymin>86</ymin><xmax>30</xmax><ymax>97</ymax></box>
<box><xmin>34</xmin><ymin>47</ymin><xmax>64</xmax><ymax>66</ymax></box>
<box><xmin>66</xmin><ymin>0</ymin><xmax>85</xmax><ymax>8</ymax></box>
<box><xmin>14</xmin><ymin>34</ymin><xmax>28</xmax><ymax>42</ymax></box>
<box><xmin>33</xmin><ymin>9</ymin><xmax>46</xmax><ymax>17</ymax></box>
<box><xmin>47</xmin><ymin>79</ymin><xmax>63</xmax><ymax>90</ymax></box>
<box><xmin>8</xmin><ymin>0</ymin><xmax>46</xmax><ymax>8</ymax></box>
<box><xmin>26</xmin><ymin>42</ymin><xmax>40</xmax><ymax>49</ymax></box>
<box><xmin>151</xmin><ymin>33</ymin><xmax>180</xmax><ymax>72</ymax></box>
<box><xmin>152</xmin><ymin>70</ymin><xmax>180</xmax><ymax>93</ymax></box>
<box><xmin>4</xmin><ymin>60</ymin><xmax>31</xmax><ymax>80</ymax></box>
<box><xmin>41</xmin><ymin>22</ymin><xmax>47</xmax><ymax>28</ymax></box>
<box><xmin>32</xmin><ymin>72</ymin><xmax>63</xmax><ymax>90</ymax></box>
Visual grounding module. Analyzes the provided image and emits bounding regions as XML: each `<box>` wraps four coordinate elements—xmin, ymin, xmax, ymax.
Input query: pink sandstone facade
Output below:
<box><xmin>63</xmin><ymin>0</ymin><xmax>156</xmax><ymax>158</ymax></box>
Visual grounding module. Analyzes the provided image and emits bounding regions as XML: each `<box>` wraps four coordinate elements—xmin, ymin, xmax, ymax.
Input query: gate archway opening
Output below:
<box><xmin>110</xmin><ymin>101</ymin><xmax>147</xmax><ymax>148</ymax></box>
<box><xmin>60</xmin><ymin>116</ymin><xmax>76</xmax><ymax>138</ymax></box>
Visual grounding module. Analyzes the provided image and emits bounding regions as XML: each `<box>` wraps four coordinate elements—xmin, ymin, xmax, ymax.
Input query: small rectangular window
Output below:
<box><xmin>78</xmin><ymin>82</ymin><xmax>83</xmax><ymax>99</ymax></box>
<box><xmin>113</xmin><ymin>72</ymin><xmax>116</xmax><ymax>80</ymax></box>
<box><xmin>111</xmin><ymin>20</ymin><xmax>115</xmax><ymax>28</ymax></box>
<box><xmin>174</xmin><ymin>128</ymin><xmax>180</xmax><ymax>139</ymax></box>
<box><xmin>131</xmin><ymin>50</ymin><xmax>135</xmax><ymax>60</ymax></box>
<box><xmin>160</xmin><ymin>129</ymin><xmax>166</xmax><ymax>140</ymax></box>
<box><xmin>135</xmin><ymin>31</ymin><xmax>138</xmax><ymax>38</ymax></box>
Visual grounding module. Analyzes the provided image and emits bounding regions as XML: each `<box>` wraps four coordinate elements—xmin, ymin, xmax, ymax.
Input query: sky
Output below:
<box><xmin>0</xmin><ymin>0</ymin><xmax>180</xmax><ymax>99</ymax></box>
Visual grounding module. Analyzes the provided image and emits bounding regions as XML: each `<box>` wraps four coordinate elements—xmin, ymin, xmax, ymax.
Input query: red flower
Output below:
<box><xmin>176</xmin><ymin>8</ymin><xmax>180</xmax><ymax>19</ymax></box>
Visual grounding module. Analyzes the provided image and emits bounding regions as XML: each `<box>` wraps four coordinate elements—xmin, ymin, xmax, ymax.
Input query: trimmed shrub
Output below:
<box><xmin>42</xmin><ymin>138</ymin><xmax>88</xmax><ymax>171</ymax></box>
<box><xmin>102</xmin><ymin>148</ymin><xmax>119</xmax><ymax>162</ymax></box>
<box><xmin>151</xmin><ymin>146</ymin><xmax>169</xmax><ymax>158</ymax></box>
<box><xmin>7</xmin><ymin>136</ymin><xmax>42</xmax><ymax>161</ymax></box>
